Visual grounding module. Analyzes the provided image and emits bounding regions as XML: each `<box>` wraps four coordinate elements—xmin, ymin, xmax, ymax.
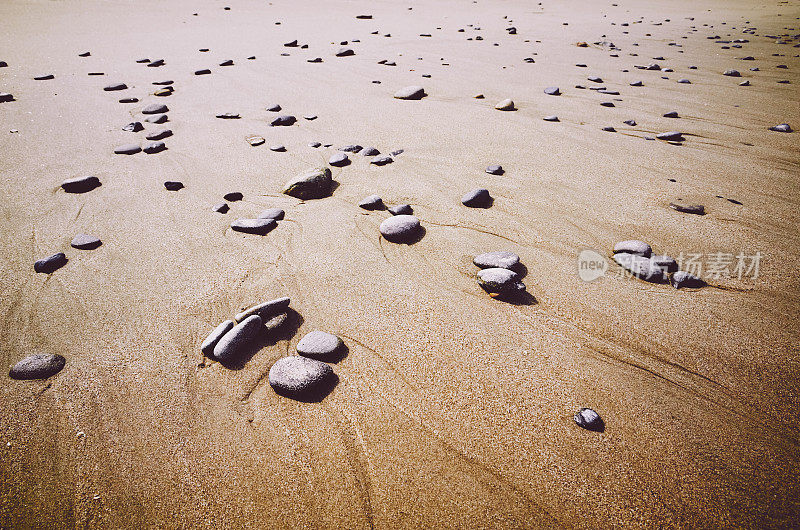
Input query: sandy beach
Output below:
<box><xmin>1</xmin><ymin>0</ymin><xmax>799</xmax><ymax>527</ymax></box>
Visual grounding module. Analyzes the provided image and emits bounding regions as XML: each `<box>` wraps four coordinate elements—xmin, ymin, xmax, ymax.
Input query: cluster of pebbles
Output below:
<box><xmin>612</xmin><ymin>240</ymin><xmax>706</xmax><ymax>288</ymax></box>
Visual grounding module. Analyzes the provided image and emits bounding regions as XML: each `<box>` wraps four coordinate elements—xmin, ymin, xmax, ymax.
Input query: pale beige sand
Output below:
<box><xmin>1</xmin><ymin>0</ymin><xmax>799</xmax><ymax>527</ymax></box>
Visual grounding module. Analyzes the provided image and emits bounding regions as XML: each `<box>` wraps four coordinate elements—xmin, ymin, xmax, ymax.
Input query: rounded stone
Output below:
<box><xmin>544</xmin><ymin>86</ymin><xmax>561</xmax><ymax>95</ymax></box>
<box><xmin>613</xmin><ymin>240</ymin><xmax>652</xmax><ymax>257</ymax></box>
<box><xmin>657</xmin><ymin>131</ymin><xmax>684</xmax><ymax>141</ymax></box>
<box><xmin>146</xmin><ymin>129</ymin><xmax>172</xmax><ymax>141</ymax></box>
<box><xmin>388</xmin><ymin>204</ymin><xmax>412</xmax><ymax>215</ymax></box>
<box><xmin>9</xmin><ymin>354</ymin><xmax>66</xmax><ymax>380</ymax></box>
<box><xmin>271</xmin><ymin>115</ymin><xmax>296</xmax><ymax>126</ymax></box>
<box><xmin>613</xmin><ymin>253</ymin><xmax>668</xmax><ymax>283</ymax></box>
<box><xmin>329</xmin><ymin>152</ymin><xmax>350</xmax><ymax>167</ymax></box>
<box><xmin>123</xmin><ymin>121</ymin><xmax>144</xmax><ymax>132</ymax></box>
<box><xmin>143</xmin><ymin>141</ymin><xmax>166</xmax><ymax>154</ymax></box>
<box><xmin>144</xmin><ymin>114</ymin><xmax>168</xmax><ymax>124</ymax></box>
<box><xmin>359</xmin><ymin>195</ymin><xmax>384</xmax><ymax>210</ymax></box>
<box><xmin>671</xmin><ymin>271</ymin><xmax>706</xmax><ymax>289</ymax></box>
<box><xmin>212</xmin><ymin>315</ymin><xmax>263</xmax><ymax>362</ymax></box>
<box><xmin>494</xmin><ymin>98</ymin><xmax>515</xmax><ymax>110</ymax></box>
<box><xmin>114</xmin><ymin>144</ymin><xmax>141</xmax><ymax>155</ymax></box>
<box><xmin>201</xmin><ymin>320</ymin><xmax>234</xmax><ymax>356</ymax></box>
<box><xmin>223</xmin><ymin>192</ymin><xmax>243</xmax><ymax>201</ymax></box>
<box><xmin>269</xmin><ymin>356</ymin><xmax>334</xmax><ymax>399</ymax></box>
<box><xmin>142</xmin><ymin>103</ymin><xmax>168</xmax><ymax>114</ymax></box>
<box><xmin>769</xmin><ymin>123</ymin><xmax>792</xmax><ymax>133</ymax></box>
<box><xmin>257</xmin><ymin>208</ymin><xmax>285</xmax><ymax>220</ymax></box>
<box><xmin>486</xmin><ymin>165</ymin><xmax>503</xmax><ymax>175</ymax></box>
<box><xmin>462</xmin><ymin>188</ymin><xmax>492</xmax><ymax>208</ymax></box>
<box><xmin>235</xmin><ymin>297</ymin><xmax>291</xmax><ymax>323</ymax></box>
<box><xmin>393</xmin><ymin>86</ymin><xmax>426</xmax><ymax>100</ymax></box>
<box><xmin>71</xmin><ymin>234</ymin><xmax>101</xmax><ymax>250</ymax></box>
<box><xmin>477</xmin><ymin>267</ymin><xmax>524</xmax><ymax>294</ymax></box>
<box><xmin>104</xmin><ymin>83</ymin><xmax>127</xmax><ymax>91</ymax></box>
<box><xmin>34</xmin><ymin>253</ymin><xmax>67</xmax><ymax>274</ymax></box>
<box><xmin>574</xmin><ymin>408</ymin><xmax>604</xmax><ymax>431</ymax></box>
<box><xmin>164</xmin><ymin>181</ymin><xmax>183</xmax><ymax>191</ymax></box>
<box><xmin>296</xmin><ymin>331</ymin><xmax>343</xmax><ymax>360</ymax></box>
<box><xmin>669</xmin><ymin>202</ymin><xmax>705</xmax><ymax>215</ymax></box>
<box><xmin>379</xmin><ymin>215</ymin><xmax>421</xmax><ymax>242</ymax></box>
<box><xmin>473</xmin><ymin>251</ymin><xmax>520</xmax><ymax>269</ymax></box>
<box><xmin>61</xmin><ymin>175</ymin><xmax>100</xmax><ymax>193</ymax></box>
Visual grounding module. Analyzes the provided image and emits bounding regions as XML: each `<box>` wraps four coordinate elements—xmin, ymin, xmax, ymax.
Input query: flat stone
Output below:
<box><xmin>216</xmin><ymin>113</ymin><xmax>240</xmax><ymax>119</ymax></box>
<box><xmin>477</xmin><ymin>267</ymin><xmax>525</xmax><ymax>294</ymax></box>
<box><xmin>339</xmin><ymin>145</ymin><xmax>363</xmax><ymax>153</ymax></box>
<box><xmin>224</xmin><ymin>192</ymin><xmax>243</xmax><ymax>201</ymax></box>
<box><xmin>663</xmin><ymin>111</ymin><xmax>679</xmax><ymax>118</ymax></box>
<box><xmin>613</xmin><ymin>253</ymin><xmax>668</xmax><ymax>283</ymax></box>
<box><xmin>486</xmin><ymin>165</ymin><xmax>503</xmax><ymax>175</ymax></box>
<box><xmin>153</xmin><ymin>80</ymin><xmax>173</xmax><ymax>85</ymax></box>
<box><xmin>195</xmin><ymin>69</ymin><xmax>211</xmax><ymax>75</ymax></box>
<box><xmin>362</xmin><ymin>147</ymin><xmax>380</xmax><ymax>156</ymax></box>
<box><xmin>143</xmin><ymin>141</ymin><xmax>166</xmax><ymax>154</ymax></box>
<box><xmin>219</xmin><ymin>59</ymin><xmax>233</xmax><ymax>66</ymax></box>
<box><xmin>34</xmin><ymin>74</ymin><xmax>54</xmax><ymax>80</ymax></box>
<box><xmin>230</xmin><ymin>218</ymin><xmax>276</xmax><ymax>235</ymax></box>
<box><xmin>671</xmin><ymin>270</ymin><xmax>706</xmax><ymax>289</ymax></box>
<box><xmin>304</xmin><ymin>115</ymin><xmax>317</xmax><ymax>120</ymax></box>
<box><xmin>630</xmin><ymin>80</ymin><xmax>644</xmax><ymax>86</ymax></box>
<box><xmin>296</xmin><ymin>331</ymin><xmax>343</xmax><ymax>361</ymax></box>
<box><xmin>114</xmin><ymin>144</ymin><xmax>141</xmax><ymax>155</ymax></box>
<box><xmin>494</xmin><ymin>98</ymin><xmax>515</xmax><ymax>110</ymax></box>
<box><xmin>462</xmin><ymin>188</ymin><xmax>492</xmax><ymax>208</ymax></box>
<box><xmin>148</xmin><ymin>59</ymin><xmax>165</xmax><ymax>67</ymax></box>
<box><xmin>201</xmin><ymin>320</ymin><xmax>234</xmax><ymax>356</ymax></box>
<box><xmin>142</xmin><ymin>103</ymin><xmax>168</xmax><ymax>114</ymax></box>
<box><xmin>164</xmin><ymin>181</ymin><xmax>183</xmax><ymax>191</ymax></box>
<box><xmin>271</xmin><ymin>115</ymin><xmax>296</xmax><ymax>126</ymax></box>
<box><xmin>212</xmin><ymin>315</ymin><xmax>263</xmax><ymax>362</ymax></box>
<box><xmin>336</xmin><ymin>47</ymin><xmax>355</xmax><ymax>57</ymax></box>
<box><xmin>247</xmin><ymin>136</ymin><xmax>265</xmax><ymax>146</ymax></box>
<box><xmin>144</xmin><ymin>114</ymin><xmax>168</xmax><ymax>123</ymax></box>
<box><xmin>235</xmin><ymin>297</ymin><xmax>290</xmax><ymax>323</ymax></box>
<box><xmin>473</xmin><ymin>251</ymin><xmax>520</xmax><ymax>269</ymax></box>
<box><xmin>544</xmin><ymin>86</ymin><xmax>561</xmax><ymax>95</ymax></box>
<box><xmin>623</xmin><ymin>119</ymin><xmax>637</xmax><ymax>126</ymax></box>
<box><xmin>282</xmin><ymin>167</ymin><xmax>333</xmax><ymax>200</ymax></box>
<box><xmin>9</xmin><ymin>354</ymin><xmax>66</xmax><ymax>380</ymax></box>
<box><xmin>359</xmin><ymin>195</ymin><xmax>384</xmax><ymax>210</ymax></box>
<box><xmin>669</xmin><ymin>202</ymin><xmax>705</xmax><ymax>215</ymax></box>
<box><xmin>394</xmin><ymin>86</ymin><xmax>426</xmax><ymax>100</ymax></box>
<box><xmin>0</xmin><ymin>93</ymin><xmax>14</xmax><ymax>102</ymax></box>
<box><xmin>656</xmin><ymin>131</ymin><xmax>684</xmax><ymax>141</ymax></box>
<box><xmin>543</xmin><ymin>115</ymin><xmax>559</xmax><ymax>122</ymax></box>
<box><xmin>613</xmin><ymin>240</ymin><xmax>652</xmax><ymax>257</ymax></box>
<box><xmin>257</xmin><ymin>208</ymin><xmax>285</xmax><ymax>220</ymax></box>
<box><xmin>329</xmin><ymin>152</ymin><xmax>350</xmax><ymax>167</ymax></box>
<box><xmin>769</xmin><ymin>123</ymin><xmax>792</xmax><ymax>133</ymax></box>
<box><xmin>388</xmin><ymin>204</ymin><xmax>413</xmax><ymax>215</ymax></box>
<box><xmin>650</xmin><ymin>255</ymin><xmax>679</xmax><ymax>273</ymax></box>
<box><xmin>61</xmin><ymin>175</ymin><xmax>100</xmax><ymax>193</ymax></box>
<box><xmin>154</xmin><ymin>89</ymin><xmax>172</xmax><ymax>96</ymax></box>
<box><xmin>574</xmin><ymin>408</ymin><xmax>604</xmax><ymax>431</ymax></box>
<box><xmin>379</xmin><ymin>215</ymin><xmax>421</xmax><ymax>242</ymax></box>
<box><xmin>119</xmin><ymin>98</ymin><xmax>138</xmax><ymax>103</ymax></box>
<box><xmin>34</xmin><ymin>253</ymin><xmax>67</xmax><ymax>274</ymax></box>
<box><xmin>104</xmin><ymin>83</ymin><xmax>127</xmax><ymax>91</ymax></box>
<box><xmin>71</xmin><ymin>234</ymin><xmax>101</xmax><ymax>250</ymax></box>
<box><xmin>269</xmin><ymin>356</ymin><xmax>334</xmax><ymax>399</ymax></box>
<box><xmin>266</xmin><ymin>104</ymin><xmax>282</xmax><ymax>112</ymax></box>
<box><xmin>370</xmin><ymin>156</ymin><xmax>392</xmax><ymax>166</ymax></box>
<box><xmin>146</xmin><ymin>129</ymin><xmax>172</xmax><ymax>140</ymax></box>
<box><xmin>723</xmin><ymin>69</ymin><xmax>741</xmax><ymax>76</ymax></box>
<box><xmin>122</xmin><ymin>121</ymin><xmax>144</xmax><ymax>132</ymax></box>
<box><xmin>270</xmin><ymin>145</ymin><xmax>286</xmax><ymax>152</ymax></box>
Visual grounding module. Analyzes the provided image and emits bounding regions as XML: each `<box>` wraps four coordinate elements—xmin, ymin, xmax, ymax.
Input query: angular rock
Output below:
<box><xmin>388</xmin><ymin>204</ymin><xmax>412</xmax><ymax>215</ymax></box>
<box><xmin>671</xmin><ymin>270</ymin><xmax>706</xmax><ymax>289</ymax></box>
<box><xmin>212</xmin><ymin>202</ymin><xmax>229</xmax><ymax>213</ymax></box>
<box><xmin>271</xmin><ymin>115</ymin><xmax>296</xmax><ymax>126</ymax></box>
<box><xmin>145</xmin><ymin>113</ymin><xmax>168</xmax><ymax>124</ymax></box>
<box><xmin>486</xmin><ymin>165</ymin><xmax>503</xmax><ymax>175</ymax></box>
<box><xmin>336</xmin><ymin>47</ymin><xmax>355</xmax><ymax>57</ymax></box>
<box><xmin>494</xmin><ymin>98</ymin><xmax>515</xmax><ymax>110</ymax></box>
<box><xmin>339</xmin><ymin>145</ymin><xmax>363</xmax><ymax>153</ymax></box>
<box><xmin>34</xmin><ymin>253</ymin><xmax>67</xmax><ymax>274</ymax></box>
<box><xmin>296</xmin><ymin>331</ymin><xmax>343</xmax><ymax>361</ymax></box>
<box><xmin>461</xmin><ymin>188</ymin><xmax>492</xmax><ymax>208</ymax></box>
<box><xmin>9</xmin><ymin>354</ymin><xmax>66</xmax><ymax>380</ymax></box>
<box><xmin>122</xmin><ymin>121</ymin><xmax>144</xmax><ymax>132</ymax></box>
<box><xmin>393</xmin><ymin>86</ymin><xmax>426</xmax><ymax>100</ymax></box>
<box><xmin>359</xmin><ymin>195</ymin><xmax>384</xmax><ymax>210</ymax></box>
<box><xmin>212</xmin><ymin>315</ymin><xmax>262</xmax><ymax>362</ymax></box>
<box><xmin>143</xmin><ymin>141</ymin><xmax>166</xmax><ymax>154</ymax></box>
<box><xmin>362</xmin><ymin>147</ymin><xmax>379</xmax><ymax>156</ymax></box>
<box><xmin>282</xmin><ymin>167</ymin><xmax>333</xmax><ymax>200</ymax></box>
<box><xmin>574</xmin><ymin>408</ymin><xmax>604</xmax><ymax>431</ymax></box>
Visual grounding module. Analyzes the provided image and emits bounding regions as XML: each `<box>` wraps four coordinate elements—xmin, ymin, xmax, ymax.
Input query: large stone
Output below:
<box><xmin>61</xmin><ymin>175</ymin><xmax>100</xmax><ymax>193</ymax></box>
<box><xmin>379</xmin><ymin>215</ymin><xmax>421</xmax><ymax>242</ymax></box>
<box><xmin>477</xmin><ymin>267</ymin><xmax>525</xmax><ymax>294</ymax></box>
<box><xmin>613</xmin><ymin>253</ymin><xmax>668</xmax><ymax>283</ymax></box>
<box><xmin>613</xmin><ymin>240</ymin><xmax>652</xmax><ymax>257</ymax></box>
<box><xmin>201</xmin><ymin>320</ymin><xmax>234</xmax><ymax>356</ymax></box>
<box><xmin>671</xmin><ymin>271</ymin><xmax>706</xmax><ymax>289</ymax></box>
<box><xmin>473</xmin><ymin>251</ymin><xmax>520</xmax><ymax>269</ymax></box>
<box><xmin>142</xmin><ymin>103</ymin><xmax>168</xmax><ymax>114</ymax></box>
<box><xmin>269</xmin><ymin>356</ymin><xmax>334</xmax><ymax>399</ymax></box>
<box><xmin>34</xmin><ymin>253</ymin><xmax>67</xmax><ymax>274</ymax></box>
<box><xmin>394</xmin><ymin>86</ymin><xmax>426</xmax><ymax>100</ymax></box>
<box><xmin>212</xmin><ymin>315</ymin><xmax>263</xmax><ymax>362</ymax></box>
<box><xmin>282</xmin><ymin>167</ymin><xmax>333</xmax><ymax>200</ymax></box>
<box><xmin>234</xmin><ymin>297</ymin><xmax>291</xmax><ymax>323</ymax></box>
<box><xmin>9</xmin><ymin>354</ymin><xmax>66</xmax><ymax>380</ymax></box>
<box><xmin>296</xmin><ymin>331</ymin><xmax>343</xmax><ymax>361</ymax></box>
<box><xmin>257</xmin><ymin>208</ymin><xmax>285</xmax><ymax>220</ymax></box>
<box><xmin>329</xmin><ymin>152</ymin><xmax>350</xmax><ymax>167</ymax></box>
<box><xmin>769</xmin><ymin>123</ymin><xmax>792</xmax><ymax>133</ymax></box>
<box><xmin>462</xmin><ymin>188</ymin><xmax>492</xmax><ymax>208</ymax></box>
<box><xmin>657</xmin><ymin>131</ymin><xmax>684</xmax><ymax>141</ymax></box>
<box><xmin>231</xmin><ymin>218</ymin><xmax>277</xmax><ymax>235</ymax></box>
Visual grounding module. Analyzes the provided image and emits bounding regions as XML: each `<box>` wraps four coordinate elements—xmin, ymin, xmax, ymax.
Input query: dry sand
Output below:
<box><xmin>1</xmin><ymin>0</ymin><xmax>799</xmax><ymax>527</ymax></box>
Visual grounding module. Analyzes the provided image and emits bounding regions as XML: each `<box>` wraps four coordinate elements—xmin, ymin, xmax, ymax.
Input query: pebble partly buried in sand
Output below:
<box><xmin>9</xmin><ymin>354</ymin><xmax>66</xmax><ymax>380</ymax></box>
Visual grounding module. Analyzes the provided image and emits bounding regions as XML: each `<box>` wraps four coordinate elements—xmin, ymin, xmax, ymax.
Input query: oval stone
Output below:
<box><xmin>296</xmin><ymin>331</ymin><xmax>343</xmax><ymax>361</ymax></box>
<box><xmin>235</xmin><ymin>297</ymin><xmax>291</xmax><ymax>323</ymax></box>
<box><xmin>494</xmin><ymin>98</ymin><xmax>515</xmax><ymax>110</ymax></box>
<box><xmin>71</xmin><ymin>234</ymin><xmax>101</xmax><ymax>250</ymax></box>
<box><xmin>462</xmin><ymin>188</ymin><xmax>492</xmax><ymax>208</ymax></box>
<box><xmin>61</xmin><ymin>175</ymin><xmax>100</xmax><ymax>193</ymax></box>
<box><xmin>473</xmin><ymin>251</ymin><xmax>520</xmax><ymax>269</ymax></box>
<box><xmin>477</xmin><ymin>267</ymin><xmax>524</xmax><ymax>294</ymax></box>
<box><xmin>613</xmin><ymin>240</ymin><xmax>652</xmax><ymax>257</ymax></box>
<box><xmin>34</xmin><ymin>253</ymin><xmax>67</xmax><ymax>274</ymax></box>
<box><xmin>379</xmin><ymin>215</ymin><xmax>421</xmax><ymax>243</ymax></box>
<box><xmin>269</xmin><ymin>356</ymin><xmax>334</xmax><ymax>399</ymax></box>
<box><xmin>574</xmin><ymin>408</ymin><xmax>604</xmax><ymax>431</ymax></box>
<box><xmin>230</xmin><ymin>218</ymin><xmax>276</xmax><ymax>235</ymax></box>
<box><xmin>142</xmin><ymin>103</ymin><xmax>168</xmax><ymax>114</ymax></box>
<box><xmin>257</xmin><ymin>208</ymin><xmax>285</xmax><ymax>220</ymax></box>
<box><xmin>212</xmin><ymin>315</ymin><xmax>263</xmax><ymax>362</ymax></box>
<box><xmin>201</xmin><ymin>320</ymin><xmax>234</xmax><ymax>356</ymax></box>
<box><xmin>9</xmin><ymin>354</ymin><xmax>66</xmax><ymax>380</ymax></box>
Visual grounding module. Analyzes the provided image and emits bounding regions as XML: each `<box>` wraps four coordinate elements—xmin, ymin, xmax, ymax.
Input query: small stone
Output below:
<box><xmin>231</xmin><ymin>218</ymin><xmax>276</xmax><ymax>235</ymax></box>
<box><xmin>656</xmin><ymin>131</ymin><xmax>684</xmax><ymax>141</ymax></box>
<box><xmin>61</xmin><ymin>175</ymin><xmax>100</xmax><ymax>193</ymax></box>
<box><xmin>270</xmin><ymin>145</ymin><xmax>286</xmax><ymax>152</ymax></box>
<box><xmin>669</xmin><ymin>202</ymin><xmax>705</xmax><ymax>215</ymax></box>
<box><xmin>678</xmin><ymin>79</ymin><xmax>691</xmax><ymax>84</ymax></box>
<box><xmin>119</xmin><ymin>98</ymin><xmax>138</xmax><ymax>104</ymax></box>
<box><xmin>219</xmin><ymin>59</ymin><xmax>233</xmax><ymax>66</ymax></box>
<box><xmin>723</xmin><ymin>69</ymin><xmax>741</xmax><ymax>77</ymax></box>
<box><xmin>257</xmin><ymin>208</ymin><xmax>285</xmax><ymax>220</ymax></box>
<box><xmin>266</xmin><ymin>104</ymin><xmax>282</xmax><ymax>112</ymax></box>
<box><xmin>543</xmin><ymin>115</ymin><xmax>559</xmax><ymax>122</ymax></box>
<box><xmin>154</xmin><ymin>88</ymin><xmax>172</xmax><ymax>97</ymax></box>
<box><xmin>216</xmin><ymin>113</ymin><xmax>240</xmax><ymax>119</ymax></box>
<box><xmin>388</xmin><ymin>204</ymin><xmax>413</xmax><ymax>215</ymax></box>
<box><xmin>147</xmin><ymin>59</ymin><xmax>165</xmax><ymax>67</ymax></box>
<box><xmin>370</xmin><ymin>156</ymin><xmax>392</xmax><ymax>166</ymax></box>
<box><xmin>474</xmin><ymin>94</ymin><xmax>485</xmax><ymax>99</ymax></box>
<box><xmin>142</xmin><ymin>103</ymin><xmax>168</xmax><ymax>114</ymax></box>
<box><xmin>114</xmin><ymin>144</ymin><xmax>141</xmax><ymax>155</ymax></box>
<box><xmin>739</xmin><ymin>80</ymin><xmax>750</xmax><ymax>86</ymax></box>
<box><xmin>339</xmin><ymin>145</ymin><xmax>363</xmax><ymax>153</ymax></box>
<box><xmin>143</xmin><ymin>141</ymin><xmax>166</xmax><ymax>154</ymax></box>
<box><xmin>494</xmin><ymin>98</ymin><xmax>515</xmax><ymax>110</ymax></box>
<box><xmin>296</xmin><ymin>331</ymin><xmax>343</xmax><ymax>361</ymax></box>
<box><xmin>122</xmin><ymin>121</ymin><xmax>144</xmax><ymax>132</ymax></box>
<box><xmin>362</xmin><ymin>147</ymin><xmax>379</xmax><ymax>156</ymax></box>
<box><xmin>282</xmin><ymin>167</ymin><xmax>333</xmax><ymax>200</ymax></box>
<box><xmin>71</xmin><ymin>234</ymin><xmax>101</xmax><ymax>250</ymax></box>
<box><xmin>574</xmin><ymin>408</ymin><xmax>604</xmax><ymax>431</ymax></box>
<box><xmin>630</xmin><ymin>80</ymin><xmax>643</xmax><ymax>86</ymax></box>
<box><xmin>394</xmin><ymin>86</ymin><xmax>426</xmax><ymax>100</ymax></box>
<box><xmin>9</xmin><ymin>354</ymin><xmax>66</xmax><ymax>380</ymax></box>
<box><xmin>144</xmin><ymin>114</ymin><xmax>168</xmax><ymax>124</ymax></box>
<box><xmin>201</xmin><ymin>320</ymin><xmax>235</xmax><ymax>356</ymax></box>
<box><xmin>359</xmin><ymin>195</ymin><xmax>384</xmax><ymax>210</ymax></box>
<box><xmin>671</xmin><ymin>271</ymin><xmax>706</xmax><ymax>289</ymax></box>
<box><xmin>34</xmin><ymin>253</ymin><xmax>67</xmax><ymax>274</ymax></box>
<box><xmin>247</xmin><ymin>136</ymin><xmax>265</xmax><ymax>146</ymax></box>
<box><xmin>303</xmin><ymin>115</ymin><xmax>317</xmax><ymax>120</ymax></box>
<box><xmin>224</xmin><ymin>192</ymin><xmax>243</xmax><ymax>201</ymax></box>
<box><xmin>271</xmin><ymin>115</ymin><xmax>296</xmax><ymax>126</ymax></box>
<box><xmin>613</xmin><ymin>253</ymin><xmax>667</xmax><ymax>283</ymax></box>
<box><xmin>146</xmin><ymin>129</ymin><xmax>172</xmax><ymax>141</ymax></box>
<box><xmin>379</xmin><ymin>215</ymin><xmax>421</xmax><ymax>243</ymax></box>
<box><xmin>212</xmin><ymin>202</ymin><xmax>229</xmax><ymax>214</ymax></box>
<box><xmin>212</xmin><ymin>315</ymin><xmax>263</xmax><ymax>362</ymax></box>
<box><xmin>462</xmin><ymin>188</ymin><xmax>492</xmax><ymax>208</ymax></box>
<box><xmin>195</xmin><ymin>69</ymin><xmax>211</xmax><ymax>75</ymax></box>
<box><xmin>650</xmin><ymin>255</ymin><xmax>678</xmax><ymax>273</ymax></box>
<box><xmin>0</xmin><ymin>93</ymin><xmax>14</xmax><ymax>103</ymax></box>
<box><xmin>235</xmin><ymin>297</ymin><xmax>290</xmax><ymax>323</ymax></box>
<box><xmin>473</xmin><ymin>251</ymin><xmax>519</xmax><ymax>269</ymax></box>
<box><xmin>544</xmin><ymin>86</ymin><xmax>560</xmax><ymax>95</ymax></box>
<box><xmin>588</xmin><ymin>76</ymin><xmax>603</xmax><ymax>83</ymax></box>
<box><xmin>153</xmin><ymin>80</ymin><xmax>173</xmax><ymax>85</ymax></box>
<box><xmin>284</xmin><ymin>40</ymin><xmax>298</xmax><ymax>47</ymax></box>
<box><xmin>600</xmin><ymin>102</ymin><xmax>615</xmax><ymax>107</ymax></box>
<box><xmin>623</xmin><ymin>119</ymin><xmax>637</xmax><ymax>126</ymax></box>
<box><xmin>164</xmin><ymin>181</ymin><xmax>183</xmax><ymax>191</ymax></box>
<box><xmin>486</xmin><ymin>165</ymin><xmax>503</xmax><ymax>175</ymax></box>
<box><xmin>336</xmin><ymin>47</ymin><xmax>355</xmax><ymax>57</ymax></box>
<box><xmin>613</xmin><ymin>240</ymin><xmax>652</xmax><ymax>257</ymax></box>
<box><xmin>769</xmin><ymin>123</ymin><xmax>792</xmax><ymax>133</ymax></box>
<box><xmin>477</xmin><ymin>268</ymin><xmax>525</xmax><ymax>294</ymax></box>
<box><xmin>269</xmin><ymin>356</ymin><xmax>334</xmax><ymax>399</ymax></box>
<box><xmin>33</xmin><ymin>74</ymin><xmax>54</xmax><ymax>80</ymax></box>
<box><xmin>103</xmin><ymin>83</ymin><xmax>127</xmax><ymax>91</ymax></box>
<box><xmin>329</xmin><ymin>152</ymin><xmax>350</xmax><ymax>167</ymax></box>
<box><xmin>663</xmin><ymin>111</ymin><xmax>679</xmax><ymax>118</ymax></box>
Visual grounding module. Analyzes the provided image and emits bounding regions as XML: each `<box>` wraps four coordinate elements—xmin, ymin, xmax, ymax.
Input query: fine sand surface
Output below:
<box><xmin>1</xmin><ymin>0</ymin><xmax>799</xmax><ymax>527</ymax></box>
